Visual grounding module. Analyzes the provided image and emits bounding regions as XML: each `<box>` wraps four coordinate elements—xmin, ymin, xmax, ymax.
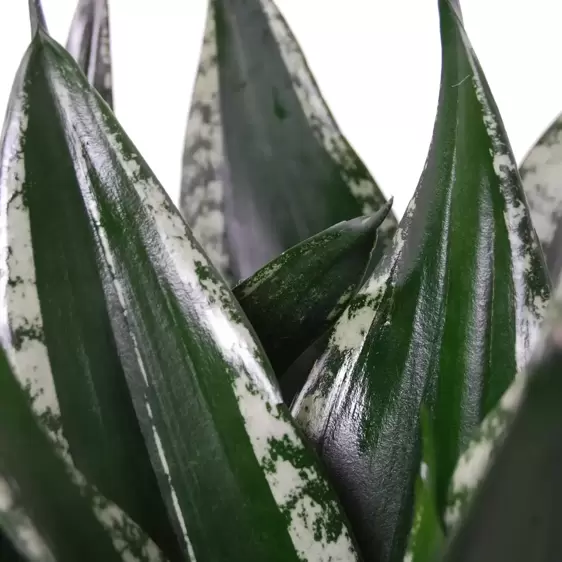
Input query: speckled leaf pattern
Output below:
<box><xmin>403</xmin><ymin>410</ymin><xmax>444</xmax><ymax>562</ymax></box>
<box><xmin>0</xmin><ymin>8</ymin><xmax>361</xmax><ymax>562</ymax></box>
<box><xmin>0</xmin><ymin>12</ymin><xmax>177</xmax><ymax>561</ymax></box>
<box><xmin>0</xmin><ymin>345</ymin><xmax>123</xmax><ymax>562</ymax></box>
<box><xmin>291</xmin><ymin>1</ymin><xmax>551</xmax><ymax>561</ymax></box>
<box><xmin>520</xmin><ymin>114</ymin><xmax>562</xmax><ymax>283</ymax></box>
<box><xmin>66</xmin><ymin>0</ymin><xmax>113</xmax><ymax>107</ymax></box>
<box><xmin>440</xmin><ymin>279</ymin><xmax>562</xmax><ymax>562</ymax></box>
<box><xmin>234</xmin><ymin>201</ymin><xmax>392</xmax><ymax>401</ymax></box>
<box><xmin>180</xmin><ymin>0</ymin><xmax>397</xmax><ymax>284</ymax></box>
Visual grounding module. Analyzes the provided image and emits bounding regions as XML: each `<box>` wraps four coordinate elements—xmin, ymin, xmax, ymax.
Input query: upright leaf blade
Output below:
<box><xmin>440</xmin><ymin>281</ymin><xmax>562</xmax><ymax>562</ymax></box>
<box><xmin>292</xmin><ymin>1</ymin><xmax>551</xmax><ymax>561</ymax></box>
<box><xmin>0</xmin><ymin>345</ymin><xmax>123</xmax><ymax>562</ymax></box>
<box><xmin>0</xmin><ymin>19</ymin><xmax>177</xmax><ymax>561</ymax></box>
<box><xmin>5</xmin><ymin>22</ymin><xmax>362</xmax><ymax>561</ymax></box>
<box><xmin>180</xmin><ymin>0</ymin><xmax>397</xmax><ymax>283</ymax></box>
<box><xmin>519</xmin><ymin>114</ymin><xmax>562</xmax><ymax>282</ymax></box>
<box><xmin>66</xmin><ymin>0</ymin><xmax>113</xmax><ymax>108</ymax></box>
<box><xmin>233</xmin><ymin>201</ymin><xmax>392</xmax><ymax>395</ymax></box>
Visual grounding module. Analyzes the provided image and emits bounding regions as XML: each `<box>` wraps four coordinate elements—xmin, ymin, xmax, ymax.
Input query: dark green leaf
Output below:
<box><xmin>292</xmin><ymin>1</ymin><xmax>551</xmax><ymax>561</ymax></box>
<box><xmin>180</xmin><ymin>0</ymin><xmax>397</xmax><ymax>283</ymax></box>
<box><xmin>519</xmin><ymin>113</ymin><xmax>562</xmax><ymax>283</ymax></box>
<box><xmin>440</xmin><ymin>284</ymin><xmax>562</xmax><ymax>562</ymax></box>
<box><xmin>403</xmin><ymin>409</ymin><xmax>444</xmax><ymax>562</ymax></box>
<box><xmin>0</xmin><ymin>345</ymin><xmax>123</xmax><ymax>562</ymax></box>
<box><xmin>0</xmin><ymin>16</ymin><xmax>362</xmax><ymax>561</ymax></box>
<box><xmin>233</xmin><ymin>201</ymin><xmax>392</xmax><ymax>397</ymax></box>
<box><xmin>66</xmin><ymin>0</ymin><xmax>113</xmax><ymax>108</ymax></box>
<box><xmin>0</xmin><ymin>13</ymin><xmax>180</xmax><ymax>561</ymax></box>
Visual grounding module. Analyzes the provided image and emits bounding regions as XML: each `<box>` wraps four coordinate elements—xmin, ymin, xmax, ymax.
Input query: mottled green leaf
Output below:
<box><xmin>1</xmin><ymin>7</ymin><xmax>361</xmax><ymax>561</ymax></box>
<box><xmin>0</xmin><ymin>6</ymin><xmax>178</xmax><ymax>560</ymax></box>
<box><xmin>292</xmin><ymin>1</ymin><xmax>551</xmax><ymax>561</ymax></box>
<box><xmin>0</xmin><ymin>344</ymin><xmax>123</xmax><ymax>562</ymax></box>
<box><xmin>403</xmin><ymin>409</ymin><xmax>444</xmax><ymax>562</ymax></box>
<box><xmin>234</xmin><ymin>201</ymin><xmax>392</xmax><ymax>401</ymax></box>
<box><xmin>66</xmin><ymin>0</ymin><xmax>113</xmax><ymax>107</ymax></box>
<box><xmin>180</xmin><ymin>0</ymin><xmax>397</xmax><ymax>283</ymax></box>
<box><xmin>440</xmin><ymin>280</ymin><xmax>562</xmax><ymax>562</ymax></box>
<box><xmin>520</xmin><ymin>114</ymin><xmax>562</xmax><ymax>283</ymax></box>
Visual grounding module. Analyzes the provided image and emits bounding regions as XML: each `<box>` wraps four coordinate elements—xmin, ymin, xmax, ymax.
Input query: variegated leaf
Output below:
<box><xmin>0</xmin><ymin>343</ymin><xmax>123</xmax><ymax>562</ymax></box>
<box><xmin>1</xmin><ymin>3</ymin><xmax>362</xmax><ymax>561</ymax></box>
<box><xmin>180</xmin><ymin>0</ymin><xmax>397</xmax><ymax>283</ymax></box>
<box><xmin>520</xmin><ymin>114</ymin><xmax>562</xmax><ymax>283</ymax></box>
<box><xmin>292</xmin><ymin>1</ymin><xmax>551</xmax><ymax>561</ymax></box>
<box><xmin>440</xmin><ymin>275</ymin><xmax>562</xmax><ymax>561</ymax></box>
<box><xmin>66</xmin><ymin>0</ymin><xmax>113</xmax><ymax>107</ymax></box>
<box><xmin>234</xmin><ymin>201</ymin><xmax>392</xmax><ymax>402</ymax></box>
<box><xmin>0</xmin><ymin>4</ymin><xmax>177</xmax><ymax>560</ymax></box>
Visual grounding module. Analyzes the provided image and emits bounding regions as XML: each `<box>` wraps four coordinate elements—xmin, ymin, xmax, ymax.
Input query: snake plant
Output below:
<box><xmin>0</xmin><ymin>0</ymin><xmax>560</xmax><ymax>561</ymax></box>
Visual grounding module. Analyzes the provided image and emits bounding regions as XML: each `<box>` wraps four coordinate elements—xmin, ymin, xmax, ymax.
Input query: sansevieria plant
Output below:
<box><xmin>0</xmin><ymin>0</ymin><xmax>561</xmax><ymax>561</ymax></box>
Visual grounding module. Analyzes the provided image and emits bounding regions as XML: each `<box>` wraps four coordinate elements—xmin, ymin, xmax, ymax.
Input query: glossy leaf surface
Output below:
<box><xmin>0</xmin><ymin>14</ymin><xmax>176</xmax><ymax>560</ymax></box>
<box><xmin>292</xmin><ymin>1</ymin><xmax>550</xmax><ymax>561</ymax></box>
<box><xmin>180</xmin><ymin>0</ymin><xmax>397</xmax><ymax>283</ymax></box>
<box><xmin>440</xmin><ymin>281</ymin><xmax>562</xmax><ymax>562</ymax></box>
<box><xmin>233</xmin><ymin>201</ymin><xmax>392</xmax><ymax>386</ymax></box>
<box><xmin>520</xmin><ymin>114</ymin><xmax>562</xmax><ymax>282</ymax></box>
<box><xmin>0</xmin><ymin>345</ymin><xmax>123</xmax><ymax>562</ymax></box>
<box><xmin>66</xmin><ymin>0</ymin><xmax>113</xmax><ymax>107</ymax></box>
<box><xmin>0</xmin><ymin>12</ymin><xmax>361</xmax><ymax>561</ymax></box>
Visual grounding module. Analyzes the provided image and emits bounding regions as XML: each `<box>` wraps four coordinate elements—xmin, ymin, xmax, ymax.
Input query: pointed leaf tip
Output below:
<box><xmin>28</xmin><ymin>0</ymin><xmax>48</xmax><ymax>36</ymax></box>
<box><xmin>66</xmin><ymin>0</ymin><xmax>113</xmax><ymax>107</ymax></box>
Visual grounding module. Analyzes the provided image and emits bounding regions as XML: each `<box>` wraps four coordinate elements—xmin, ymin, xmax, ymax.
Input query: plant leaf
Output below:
<box><xmin>66</xmin><ymin>0</ymin><xmax>113</xmax><ymax>108</ymax></box>
<box><xmin>233</xmin><ymin>200</ymin><xmax>392</xmax><ymax>398</ymax></box>
<box><xmin>180</xmin><ymin>0</ymin><xmax>397</xmax><ymax>283</ymax></box>
<box><xmin>444</xmin><ymin>369</ymin><xmax>526</xmax><ymax>530</ymax></box>
<box><xmin>291</xmin><ymin>1</ymin><xmax>551</xmax><ymax>560</ymax></box>
<box><xmin>0</xmin><ymin>13</ymin><xmax>179</xmax><ymax>561</ymax></box>
<box><xmin>440</xmin><ymin>281</ymin><xmax>562</xmax><ymax>562</ymax></box>
<box><xmin>0</xmin><ymin>345</ymin><xmax>123</xmax><ymax>562</ymax></box>
<box><xmin>519</xmin><ymin>114</ymin><xmax>562</xmax><ymax>283</ymax></box>
<box><xmin>403</xmin><ymin>409</ymin><xmax>444</xmax><ymax>562</ymax></box>
<box><xmin>0</xmin><ymin>13</ymin><xmax>362</xmax><ymax>561</ymax></box>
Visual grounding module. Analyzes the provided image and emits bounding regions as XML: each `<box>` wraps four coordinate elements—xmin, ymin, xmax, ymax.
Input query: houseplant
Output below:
<box><xmin>0</xmin><ymin>0</ymin><xmax>561</xmax><ymax>561</ymax></box>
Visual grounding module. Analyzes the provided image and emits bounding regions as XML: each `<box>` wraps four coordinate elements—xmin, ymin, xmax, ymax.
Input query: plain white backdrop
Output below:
<box><xmin>1</xmin><ymin>1</ymin><xmax>562</xmax><ymax>217</ymax></box>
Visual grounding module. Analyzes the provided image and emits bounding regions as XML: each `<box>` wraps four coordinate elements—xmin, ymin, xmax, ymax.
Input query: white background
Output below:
<box><xmin>1</xmin><ymin>1</ymin><xmax>562</xmax><ymax>217</ymax></box>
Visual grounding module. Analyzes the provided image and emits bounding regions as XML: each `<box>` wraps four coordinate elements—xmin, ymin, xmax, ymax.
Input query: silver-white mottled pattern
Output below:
<box><xmin>233</xmin><ymin>376</ymin><xmax>359</xmax><ymax>561</ymax></box>
<box><xmin>0</xmin><ymin>70</ymin><xmax>164</xmax><ymax>562</ymax></box>
<box><xmin>520</xmin><ymin>118</ymin><xmax>562</xmax><ymax>247</ymax></box>
<box><xmin>466</xmin><ymin>37</ymin><xmax>548</xmax><ymax>371</ymax></box>
<box><xmin>101</xmin><ymin>99</ymin><xmax>358</xmax><ymax>561</ymax></box>
<box><xmin>180</xmin><ymin>6</ymin><xmax>229</xmax><ymax>277</ymax></box>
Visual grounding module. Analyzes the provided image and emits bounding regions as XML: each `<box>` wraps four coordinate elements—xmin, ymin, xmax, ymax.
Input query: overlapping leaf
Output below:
<box><xmin>440</xmin><ymin>279</ymin><xmax>562</xmax><ymax>562</ymax></box>
<box><xmin>66</xmin><ymin>0</ymin><xmax>113</xmax><ymax>107</ymax></box>
<box><xmin>520</xmin><ymin>114</ymin><xmax>562</xmax><ymax>283</ymax></box>
<box><xmin>234</xmin><ymin>201</ymin><xmax>392</xmax><ymax>399</ymax></box>
<box><xmin>403</xmin><ymin>410</ymin><xmax>444</xmax><ymax>562</ymax></box>
<box><xmin>0</xmin><ymin>5</ymin><xmax>174</xmax><ymax>560</ymax></box>
<box><xmin>180</xmin><ymin>0</ymin><xmax>397</xmax><ymax>283</ymax></box>
<box><xmin>292</xmin><ymin>1</ymin><xmax>550</xmax><ymax>561</ymax></box>
<box><xmin>1</xmin><ymin>5</ymin><xmax>362</xmax><ymax>561</ymax></box>
<box><xmin>0</xmin><ymin>344</ymin><xmax>123</xmax><ymax>562</ymax></box>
